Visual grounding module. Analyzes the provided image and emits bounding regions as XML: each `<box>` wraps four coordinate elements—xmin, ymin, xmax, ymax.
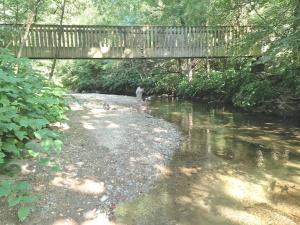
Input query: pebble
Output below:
<box><xmin>100</xmin><ymin>195</ymin><xmax>109</xmax><ymax>202</ymax></box>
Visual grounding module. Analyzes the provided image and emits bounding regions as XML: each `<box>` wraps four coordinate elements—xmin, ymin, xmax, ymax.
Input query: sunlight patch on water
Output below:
<box><xmin>223</xmin><ymin>176</ymin><xmax>268</xmax><ymax>203</ymax></box>
<box><xmin>217</xmin><ymin>206</ymin><xmax>262</xmax><ymax>225</ymax></box>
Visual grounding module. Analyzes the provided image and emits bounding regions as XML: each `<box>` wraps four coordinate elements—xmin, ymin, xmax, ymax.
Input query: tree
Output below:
<box><xmin>49</xmin><ymin>0</ymin><xmax>66</xmax><ymax>79</ymax></box>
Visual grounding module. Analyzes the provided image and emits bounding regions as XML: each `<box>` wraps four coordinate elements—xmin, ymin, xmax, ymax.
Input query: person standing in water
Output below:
<box><xmin>136</xmin><ymin>86</ymin><xmax>144</xmax><ymax>101</ymax></box>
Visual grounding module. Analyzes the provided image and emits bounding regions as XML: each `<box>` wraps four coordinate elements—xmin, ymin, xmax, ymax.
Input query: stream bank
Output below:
<box><xmin>0</xmin><ymin>94</ymin><xmax>181</xmax><ymax>225</ymax></box>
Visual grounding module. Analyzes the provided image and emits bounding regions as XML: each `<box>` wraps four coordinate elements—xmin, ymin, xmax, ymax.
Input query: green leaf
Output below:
<box><xmin>30</xmin><ymin>119</ymin><xmax>49</xmax><ymax>130</ymax></box>
<box><xmin>0</xmin><ymin>181</ymin><xmax>12</xmax><ymax>197</ymax></box>
<box><xmin>41</xmin><ymin>139</ymin><xmax>63</xmax><ymax>153</ymax></box>
<box><xmin>0</xmin><ymin>152</ymin><xmax>5</xmax><ymax>164</ymax></box>
<box><xmin>27</xmin><ymin>150</ymin><xmax>40</xmax><ymax>157</ymax></box>
<box><xmin>25</xmin><ymin>141</ymin><xmax>39</xmax><ymax>150</ymax></box>
<box><xmin>2</xmin><ymin>142</ymin><xmax>19</xmax><ymax>154</ymax></box>
<box><xmin>14</xmin><ymin>131</ymin><xmax>28</xmax><ymax>141</ymax></box>
<box><xmin>17</xmin><ymin>206</ymin><xmax>30</xmax><ymax>221</ymax></box>
<box><xmin>20</xmin><ymin>195</ymin><xmax>38</xmax><ymax>203</ymax></box>
<box><xmin>34</xmin><ymin>128</ymin><xmax>59</xmax><ymax>140</ymax></box>
<box><xmin>19</xmin><ymin>118</ymin><xmax>48</xmax><ymax>130</ymax></box>
<box><xmin>8</xmin><ymin>196</ymin><xmax>21</xmax><ymax>207</ymax></box>
<box><xmin>15</xmin><ymin>181</ymin><xmax>30</xmax><ymax>192</ymax></box>
<box><xmin>39</xmin><ymin>157</ymin><xmax>50</xmax><ymax>166</ymax></box>
<box><xmin>50</xmin><ymin>165</ymin><xmax>62</xmax><ymax>172</ymax></box>
<box><xmin>0</xmin><ymin>187</ymin><xmax>11</xmax><ymax>197</ymax></box>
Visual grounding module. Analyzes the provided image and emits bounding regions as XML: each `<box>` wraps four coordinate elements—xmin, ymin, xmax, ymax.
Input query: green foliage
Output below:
<box><xmin>60</xmin><ymin>60</ymin><xmax>104</xmax><ymax>92</ymax></box>
<box><xmin>0</xmin><ymin>49</ymin><xmax>66</xmax><ymax>220</ymax></box>
<box><xmin>233</xmin><ymin>80</ymin><xmax>275</xmax><ymax>109</ymax></box>
<box><xmin>60</xmin><ymin>59</ymin><xmax>186</xmax><ymax>96</ymax></box>
<box><xmin>102</xmin><ymin>61</ymin><xmax>142</xmax><ymax>95</ymax></box>
<box><xmin>0</xmin><ymin>180</ymin><xmax>38</xmax><ymax>221</ymax></box>
<box><xmin>18</xmin><ymin>206</ymin><xmax>30</xmax><ymax>222</ymax></box>
<box><xmin>191</xmin><ymin>71</ymin><xmax>225</xmax><ymax>96</ymax></box>
<box><xmin>150</xmin><ymin>73</ymin><xmax>184</xmax><ymax>95</ymax></box>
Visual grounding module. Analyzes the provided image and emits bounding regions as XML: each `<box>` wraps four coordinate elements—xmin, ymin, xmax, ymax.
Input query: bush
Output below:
<box><xmin>0</xmin><ymin>49</ymin><xmax>67</xmax><ymax>221</ymax></box>
<box><xmin>60</xmin><ymin>60</ymin><xmax>104</xmax><ymax>92</ymax></box>
<box><xmin>192</xmin><ymin>71</ymin><xmax>225</xmax><ymax>96</ymax></box>
<box><xmin>102</xmin><ymin>62</ymin><xmax>142</xmax><ymax>95</ymax></box>
<box><xmin>150</xmin><ymin>73</ymin><xmax>184</xmax><ymax>95</ymax></box>
<box><xmin>233</xmin><ymin>80</ymin><xmax>275</xmax><ymax>109</ymax></box>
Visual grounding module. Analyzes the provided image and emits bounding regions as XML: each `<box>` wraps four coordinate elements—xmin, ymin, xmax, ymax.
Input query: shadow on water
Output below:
<box><xmin>115</xmin><ymin>99</ymin><xmax>300</xmax><ymax>225</ymax></box>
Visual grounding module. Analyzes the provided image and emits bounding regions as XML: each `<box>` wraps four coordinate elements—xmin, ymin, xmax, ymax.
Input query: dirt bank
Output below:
<box><xmin>0</xmin><ymin>94</ymin><xmax>181</xmax><ymax>225</ymax></box>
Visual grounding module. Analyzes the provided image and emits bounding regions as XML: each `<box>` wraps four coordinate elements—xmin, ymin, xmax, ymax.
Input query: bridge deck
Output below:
<box><xmin>0</xmin><ymin>24</ymin><xmax>260</xmax><ymax>59</ymax></box>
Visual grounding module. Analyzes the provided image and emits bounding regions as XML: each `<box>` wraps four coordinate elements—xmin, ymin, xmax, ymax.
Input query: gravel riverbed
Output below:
<box><xmin>0</xmin><ymin>94</ymin><xmax>181</xmax><ymax>225</ymax></box>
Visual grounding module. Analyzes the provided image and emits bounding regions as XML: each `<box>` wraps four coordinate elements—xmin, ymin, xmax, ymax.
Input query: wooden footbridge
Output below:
<box><xmin>0</xmin><ymin>24</ymin><xmax>260</xmax><ymax>59</ymax></box>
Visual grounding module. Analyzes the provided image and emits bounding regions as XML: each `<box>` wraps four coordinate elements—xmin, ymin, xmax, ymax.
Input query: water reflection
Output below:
<box><xmin>150</xmin><ymin>100</ymin><xmax>300</xmax><ymax>172</ymax></box>
<box><xmin>115</xmin><ymin>100</ymin><xmax>300</xmax><ymax>225</ymax></box>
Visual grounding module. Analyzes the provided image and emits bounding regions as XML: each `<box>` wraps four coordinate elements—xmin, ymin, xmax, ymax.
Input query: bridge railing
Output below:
<box><xmin>0</xmin><ymin>24</ymin><xmax>259</xmax><ymax>59</ymax></box>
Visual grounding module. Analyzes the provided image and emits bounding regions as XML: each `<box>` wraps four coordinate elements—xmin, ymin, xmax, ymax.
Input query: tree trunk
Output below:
<box><xmin>294</xmin><ymin>0</ymin><xmax>300</xmax><ymax>31</ymax></box>
<box><xmin>177</xmin><ymin>59</ymin><xmax>183</xmax><ymax>74</ymax></box>
<box><xmin>49</xmin><ymin>0</ymin><xmax>66</xmax><ymax>80</ymax></box>
<box><xmin>206</xmin><ymin>58</ymin><xmax>210</xmax><ymax>73</ymax></box>
<box><xmin>2</xmin><ymin>0</ymin><xmax>6</xmax><ymax>22</ymax></box>
<box><xmin>294</xmin><ymin>1</ymin><xmax>300</xmax><ymax>55</ymax></box>
<box><xmin>17</xmin><ymin>0</ymin><xmax>42</xmax><ymax>58</ymax></box>
<box><xmin>186</xmin><ymin>59</ymin><xmax>193</xmax><ymax>82</ymax></box>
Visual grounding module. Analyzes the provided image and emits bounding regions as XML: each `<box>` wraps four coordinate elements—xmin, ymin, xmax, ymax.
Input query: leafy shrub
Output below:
<box><xmin>281</xmin><ymin>70</ymin><xmax>300</xmax><ymax>97</ymax></box>
<box><xmin>192</xmin><ymin>71</ymin><xmax>225</xmax><ymax>96</ymax></box>
<box><xmin>177</xmin><ymin>71</ymin><xmax>229</xmax><ymax>98</ymax></box>
<box><xmin>0</xmin><ymin>180</ymin><xmax>38</xmax><ymax>222</ymax></box>
<box><xmin>60</xmin><ymin>60</ymin><xmax>104</xmax><ymax>92</ymax></box>
<box><xmin>102</xmin><ymin>65</ymin><xmax>142</xmax><ymax>95</ymax></box>
<box><xmin>150</xmin><ymin>73</ymin><xmax>184</xmax><ymax>95</ymax></box>
<box><xmin>177</xmin><ymin>79</ymin><xmax>194</xmax><ymax>97</ymax></box>
<box><xmin>222</xmin><ymin>68</ymin><xmax>253</xmax><ymax>101</ymax></box>
<box><xmin>233</xmin><ymin>80</ymin><xmax>275</xmax><ymax>109</ymax></box>
<box><xmin>0</xmin><ymin>49</ymin><xmax>67</xmax><ymax>220</ymax></box>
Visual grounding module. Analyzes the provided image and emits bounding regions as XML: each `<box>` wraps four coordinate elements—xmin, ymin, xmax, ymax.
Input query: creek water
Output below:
<box><xmin>115</xmin><ymin>99</ymin><xmax>300</xmax><ymax>225</ymax></box>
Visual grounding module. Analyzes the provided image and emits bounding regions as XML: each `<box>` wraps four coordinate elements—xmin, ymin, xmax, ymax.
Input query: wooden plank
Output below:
<box><xmin>197</xmin><ymin>26</ymin><xmax>201</xmax><ymax>56</ymax></box>
<box><xmin>34</xmin><ymin>26</ymin><xmax>39</xmax><ymax>47</ymax></box>
<box><xmin>28</xmin><ymin>28</ymin><xmax>33</xmax><ymax>47</ymax></box>
<box><xmin>85</xmin><ymin>27</ymin><xmax>89</xmax><ymax>48</ymax></box>
<box><xmin>66</xmin><ymin>26</ymin><xmax>69</xmax><ymax>47</ymax></box>
<box><xmin>91</xmin><ymin>27</ymin><xmax>95</xmax><ymax>47</ymax></box>
<box><xmin>82</xmin><ymin>26</ymin><xmax>86</xmax><ymax>48</ymax></box>
<box><xmin>78</xmin><ymin>26</ymin><xmax>82</xmax><ymax>47</ymax></box>
<box><xmin>192</xmin><ymin>27</ymin><xmax>196</xmax><ymax>57</ymax></box>
<box><xmin>61</xmin><ymin>26</ymin><xmax>65</xmax><ymax>47</ymax></box>
<box><xmin>53</xmin><ymin>26</ymin><xmax>57</xmax><ymax>48</ymax></box>
<box><xmin>184</xmin><ymin>26</ymin><xmax>187</xmax><ymax>57</ymax></box>
<box><xmin>40</xmin><ymin>26</ymin><xmax>45</xmax><ymax>47</ymax></box>
<box><xmin>44</xmin><ymin>26</ymin><xmax>48</xmax><ymax>47</ymax></box>
<box><xmin>70</xmin><ymin>26</ymin><xmax>74</xmax><ymax>47</ymax></box>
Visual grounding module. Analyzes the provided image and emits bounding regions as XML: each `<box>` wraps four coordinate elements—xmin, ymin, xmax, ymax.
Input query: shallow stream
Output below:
<box><xmin>115</xmin><ymin>100</ymin><xmax>300</xmax><ymax>225</ymax></box>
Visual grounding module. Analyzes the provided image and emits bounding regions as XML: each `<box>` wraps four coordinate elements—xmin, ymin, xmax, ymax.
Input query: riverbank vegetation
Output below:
<box><xmin>0</xmin><ymin>48</ymin><xmax>66</xmax><ymax>220</ymax></box>
<box><xmin>0</xmin><ymin>0</ymin><xmax>68</xmax><ymax>219</ymax></box>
